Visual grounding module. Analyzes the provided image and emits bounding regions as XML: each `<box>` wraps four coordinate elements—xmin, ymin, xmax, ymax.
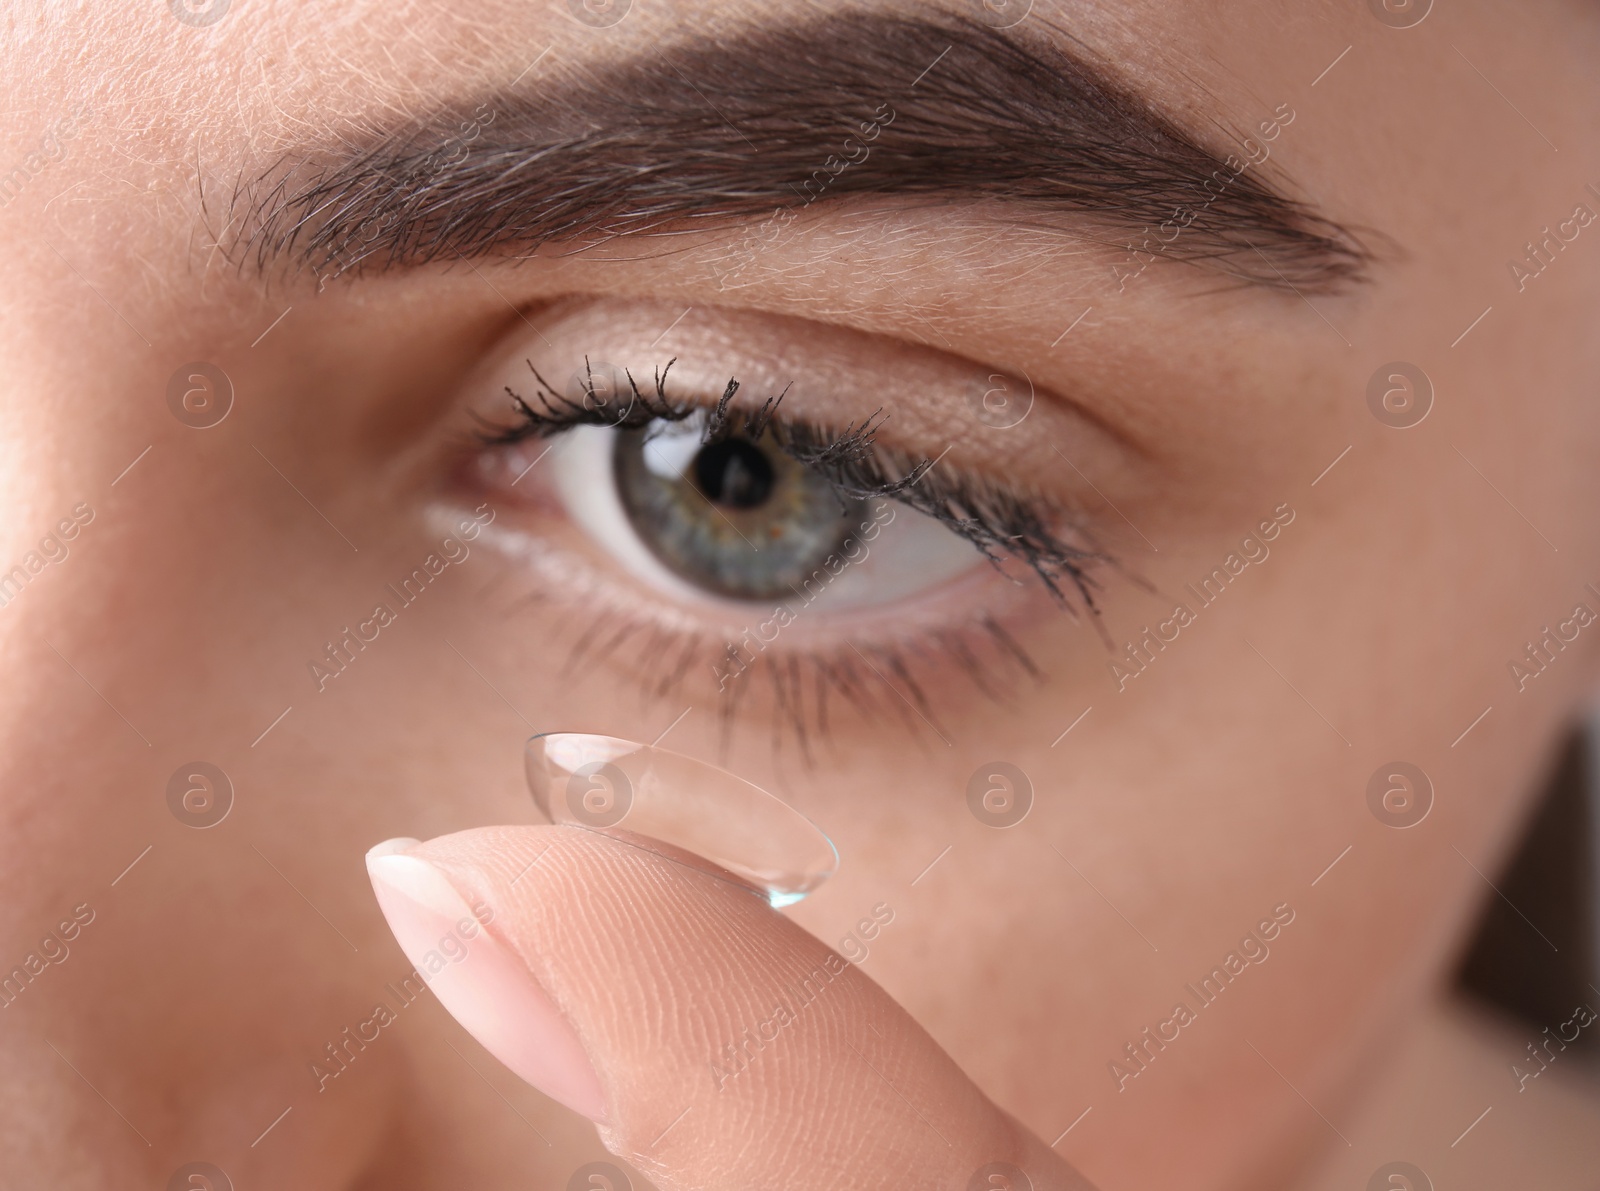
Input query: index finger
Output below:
<box><xmin>367</xmin><ymin>825</ymin><xmax>1096</xmax><ymax>1191</ymax></box>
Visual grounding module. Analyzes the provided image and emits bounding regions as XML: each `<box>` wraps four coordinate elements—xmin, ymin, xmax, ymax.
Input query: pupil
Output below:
<box><xmin>694</xmin><ymin>438</ymin><xmax>774</xmax><ymax>509</ymax></box>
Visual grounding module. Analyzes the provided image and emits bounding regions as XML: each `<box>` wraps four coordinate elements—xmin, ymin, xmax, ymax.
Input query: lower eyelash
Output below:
<box><xmin>550</xmin><ymin>594</ymin><xmax>1046</xmax><ymax>762</ymax></box>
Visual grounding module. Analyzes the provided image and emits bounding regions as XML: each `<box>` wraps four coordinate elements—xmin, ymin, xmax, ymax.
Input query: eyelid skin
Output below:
<box><xmin>463</xmin><ymin>294</ymin><xmax>1131</xmax><ymax>513</ymax></box>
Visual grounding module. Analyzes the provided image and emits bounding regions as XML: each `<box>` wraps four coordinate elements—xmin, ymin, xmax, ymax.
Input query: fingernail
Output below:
<box><xmin>364</xmin><ymin>838</ymin><xmax>608</xmax><ymax>1123</ymax></box>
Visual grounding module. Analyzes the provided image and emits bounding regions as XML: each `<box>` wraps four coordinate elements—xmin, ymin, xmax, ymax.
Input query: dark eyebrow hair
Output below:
<box><xmin>235</xmin><ymin>9</ymin><xmax>1368</xmax><ymax>293</ymax></box>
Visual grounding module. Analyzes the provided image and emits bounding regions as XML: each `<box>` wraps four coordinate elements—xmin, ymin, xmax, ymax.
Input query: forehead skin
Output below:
<box><xmin>0</xmin><ymin>2</ymin><xmax>1598</xmax><ymax>1191</ymax></box>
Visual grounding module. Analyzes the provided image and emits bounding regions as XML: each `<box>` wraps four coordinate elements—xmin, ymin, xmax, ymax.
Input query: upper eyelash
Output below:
<box><xmin>485</xmin><ymin>356</ymin><xmax>701</xmax><ymax>436</ymax></box>
<box><xmin>481</xmin><ymin>356</ymin><xmax>1109</xmax><ymax>611</ymax></box>
<box><xmin>778</xmin><ymin>422</ymin><xmax>1104</xmax><ymax>613</ymax></box>
<box><xmin>483</xmin><ymin>355</ymin><xmax>814</xmax><ymax>451</ymax></box>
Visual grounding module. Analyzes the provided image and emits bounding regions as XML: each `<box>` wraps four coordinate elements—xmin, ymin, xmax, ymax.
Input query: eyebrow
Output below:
<box><xmin>236</xmin><ymin>9</ymin><xmax>1368</xmax><ymax>293</ymax></box>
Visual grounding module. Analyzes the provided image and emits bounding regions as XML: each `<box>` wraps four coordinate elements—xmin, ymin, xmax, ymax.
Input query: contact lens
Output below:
<box><xmin>524</xmin><ymin>733</ymin><xmax>839</xmax><ymax>908</ymax></box>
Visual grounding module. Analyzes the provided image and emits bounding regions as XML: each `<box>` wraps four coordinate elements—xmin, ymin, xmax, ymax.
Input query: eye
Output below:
<box><xmin>543</xmin><ymin>415</ymin><xmax>981</xmax><ymax>610</ymax></box>
<box><xmin>454</xmin><ymin>298</ymin><xmax>1121</xmax><ymax>748</ymax></box>
<box><xmin>476</xmin><ymin>349</ymin><xmax>1107</xmax><ymax>618</ymax></box>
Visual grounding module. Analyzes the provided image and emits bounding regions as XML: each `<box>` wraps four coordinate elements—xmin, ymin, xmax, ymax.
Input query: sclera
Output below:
<box><xmin>524</xmin><ymin>733</ymin><xmax>839</xmax><ymax>908</ymax></box>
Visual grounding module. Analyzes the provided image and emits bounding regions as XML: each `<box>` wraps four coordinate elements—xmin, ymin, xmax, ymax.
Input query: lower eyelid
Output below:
<box><xmin>449</xmin><ymin>521</ymin><xmax>1053</xmax><ymax>750</ymax></box>
<box><xmin>435</xmin><ymin>460</ymin><xmax>1077</xmax><ymax>752</ymax></box>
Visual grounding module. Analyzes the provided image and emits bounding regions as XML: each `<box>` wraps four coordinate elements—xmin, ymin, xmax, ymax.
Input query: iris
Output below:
<box><xmin>614</xmin><ymin>419</ymin><xmax>864</xmax><ymax>601</ymax></box>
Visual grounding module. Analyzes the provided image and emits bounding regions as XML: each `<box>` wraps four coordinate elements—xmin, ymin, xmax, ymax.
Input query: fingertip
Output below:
<box><xmin>362</xmin><ymin>833</ymin><xmax>610</xmax><ymax>1125</ymax></box>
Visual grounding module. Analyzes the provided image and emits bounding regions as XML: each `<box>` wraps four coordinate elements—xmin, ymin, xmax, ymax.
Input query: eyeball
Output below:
<box><xmin>547</xmin><ymin>421</ymin><xmax>980</xmax><ymax>611</ymax></box>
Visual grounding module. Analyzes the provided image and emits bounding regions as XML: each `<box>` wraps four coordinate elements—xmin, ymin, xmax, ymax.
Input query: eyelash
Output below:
<box><xmin>474</xmin><ymin>357</ymin><xmax>1111</xmax><ymax>756</ymax></box>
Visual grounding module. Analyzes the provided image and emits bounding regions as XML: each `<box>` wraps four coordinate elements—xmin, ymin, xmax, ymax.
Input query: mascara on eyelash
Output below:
<box><xmin>486</xmin><ymin>355</ymin><xmax>893</xmax><ymax>479</ymax></box>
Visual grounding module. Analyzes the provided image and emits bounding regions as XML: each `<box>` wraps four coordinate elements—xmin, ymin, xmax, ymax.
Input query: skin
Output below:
<box><xmin>0</xmin><ymin>0</ymin><xmax>1597</xmax><ymax>1188</ymax></box>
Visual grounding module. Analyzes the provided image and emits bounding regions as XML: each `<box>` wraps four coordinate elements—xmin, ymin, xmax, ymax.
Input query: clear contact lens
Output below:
<box><xmin>524</xmin><ymin>733</ymin><xmax>838</xmax><ymax>908</ymax></box>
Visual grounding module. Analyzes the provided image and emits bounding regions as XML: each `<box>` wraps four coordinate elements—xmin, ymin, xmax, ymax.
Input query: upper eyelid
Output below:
<box><xmin>477</xmin><ymin>347</ymin><xmax>1050</xmax><ymax>521</ymax></box>
<box><xmin>482</xmin><ymin>355</ymin><xmax>822</xmax><ymax>454</ymax></box>
<box><xmin>487</xmin><ymin>355</ymin><xmax>918</xmax><ymax>486</ymax></box>
<box><xmin>460</xmin><ymin>291</ymin><xmax>1145</xmax><ymax>523</ymax></box>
